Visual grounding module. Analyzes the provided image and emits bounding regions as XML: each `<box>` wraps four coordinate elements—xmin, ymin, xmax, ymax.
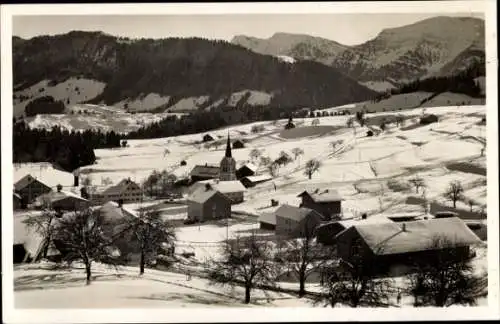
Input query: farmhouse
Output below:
<box><xmin>187</xmin><ymin>184</ymin><xmax>232</xmax><ymax>222</ymax></box>
<box><xmin>35</xmin><ymin>187</ymin><xmax>90</xmax><ymax>211</ymax></box>
<box><xmin>202</xmin><ymin>134</ymin><xmax>215</xmax><ymax>142</ymax></box>
<box><xmin>240</xmin><ymin>175</ymin><xmax>273</xmax><ymax>188</ymax></box>
<box><xmin>298</xmin><ymin>189</ymin><xmax>343</xmax><ymax>221</ymax></box>
<box><xmin>274</xmin><ymin>204</ymin><xmax>324</xmax><ymax>238</ymax></box>
<box><xmin>258</xmin><ymin>212</ymin><xmax>276</xmax><ymax>230</ymax></box>
<box><xmin>232</xmin><ymin>139</ymin><xmax>245</xmax><ymax>149</ymax></box>
<box><xmin>334</xmin><ymin>217</ymin><xmax>482</xmax><ymax>275</ymax></box>
<box><xmin>13</xmin><ymin>192</ymin><xmax>22</xmax><ymax>210</ymax></box>
<box><xmin>191</xmin><ymin>179</ymin><xmax>246</xmax><ymax>204</ymax></box>
<box><xmin>14</xmin><ymin>174</ymin><xmax>52</xmax><ymax>204</ymax></box>
<box><xmin>190</xmin><ymin>164</ymin><xmax>220</xmax><ymax>182</ymax></box>
<box><xmin>236</xmin><ymin>163</ymin><xmax>258</xmax><ymax>179</ymax></box>
<box><xmin>90</xmin><ymin>178</ymin><xmax>143</xmax><ymax>205</ymax></box>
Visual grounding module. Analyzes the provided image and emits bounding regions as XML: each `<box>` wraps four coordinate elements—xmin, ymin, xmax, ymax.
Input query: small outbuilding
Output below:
<box><xmin>203</xmin><ymin>134</ymin><xmax>215</xmax><ymax>142</ymax></box>
<box><xmin>236</xmin><ymin>163</ymin><xmax>258</xmax><ymax>179</ymax></box>
<box><xmin>190</xmin><ymin>164</ymin><xmax>220</xmax><ymax>182</ymax></box>
<box><xmin>232</xmin><ymin>139</ymin><xmax>245</xmax><ymax>149</ymax></box>
<box><xmin>240</xmin><ymin>175</ymin><xmax>273</xmax><ymax>188</ymax></box>
<box><xmin>274</xmin><ymin>204</ymin><xmax>324</xmax><ymax>238</ymax></box>
<box><xmin>298</xmin><ymin>189</ymin><xmax>343</xmax><ymax>221</ymax></box>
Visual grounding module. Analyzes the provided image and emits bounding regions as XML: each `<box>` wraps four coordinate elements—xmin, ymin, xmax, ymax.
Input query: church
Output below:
<box><xmin>189</xmin><ymin>135</ymin><xmax>246</xmax><ymax>204</ymax></box>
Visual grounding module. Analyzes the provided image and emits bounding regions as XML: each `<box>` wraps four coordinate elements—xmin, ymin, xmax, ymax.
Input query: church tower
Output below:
<box><xmin>219</xmin><ymin>134</ymin><xmax>236</xmax><ymax>181</ymax></box>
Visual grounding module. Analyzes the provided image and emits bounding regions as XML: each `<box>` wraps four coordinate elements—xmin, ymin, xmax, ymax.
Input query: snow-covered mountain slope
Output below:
<box><xmin>331</xmin><ymin>16</ymin><xmax>485</xmax><ymax>89</ymax></box>
<box><xmin>231</xmin><ymin>32</ymin><xmax>349</xmax><ymax>64</ymax></box>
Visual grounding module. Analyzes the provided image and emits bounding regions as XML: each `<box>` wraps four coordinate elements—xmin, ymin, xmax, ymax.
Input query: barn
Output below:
<box><xmin>236</xmin><ymin>163</ymin><xmax>258</xmax><ymax>179</ymax></box>
<box><xmin>14</xmin><ymin>174</ymin><xmax>52</xmax><ymax>205</ymax></box>
<box><xmin>190</xmin><ymin>164</ymin><xmax>220</xmax><ymax>182</ymax></box>
<box><xmin>240</xmin><ymin>175</ymin><xmax>273</xmax><ymax>188</ymax></box>
<box><xmin>298</xmin><ymin>189</ymin><xmax>343</xmax><ymax>221</ymax></box>
<box><xmin>334</xmin><ymin>217</ymin><xmax>482</xmax><ymax>275</ymax></box>
<box><xmin>232</xmin><ymin>139</ymin><xmax>245</xmax><ymax>149</ymax></box>
<box><xmin>187</xmin><ymin>184</ymin><xmax>232</xmax><ymax>222</ymax></box>
<box><xmin>36</xmin><ymin>188</ymin><xmax>90</xmax><ymax>211</ymax></box>
<box><xmin>274</xmin><ymin>204</ymin><xmax>324</xmax><ymax>238</ymax></box>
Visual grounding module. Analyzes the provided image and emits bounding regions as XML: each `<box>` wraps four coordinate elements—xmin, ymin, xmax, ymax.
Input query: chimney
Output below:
<box><xmin>73</xmin><ymin>175</ymin><xmax>79</xmax><ymax>187</ymax></box>
<box><xmin>118</xmin><ymin>199</ymin><xmax>124</xmax><ymax>207</ymax></box>
<box><xmin>205</xmin><ymin>183</ymin><xmax>212</xmax><ymax>191</ymax></box>
<box><xmin>361</xmin><ymin>213</ymin><xmax>367</xmax><ymax>220</ymax></box>
<box><xmin>314</xmin><ymin>188</ymin><xmax>319</xmax><ymax>194</ymax></box>
<box><xmin>56</xmin><ymin>184</ymin><xmax>63</xmax><ymax>193</ymax></box>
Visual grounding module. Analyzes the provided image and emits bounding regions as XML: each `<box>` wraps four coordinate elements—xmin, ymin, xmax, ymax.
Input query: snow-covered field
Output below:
<box><xmin>12</xmin><ymin>104</ymin><xmax>490</xmax><ymax>308</ymax></box>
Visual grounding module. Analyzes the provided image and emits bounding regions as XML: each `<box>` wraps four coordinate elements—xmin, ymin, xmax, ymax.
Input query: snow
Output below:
<box><xmin>13</xmin><ymin>163</ymin><xmax>74</xmax><ymax>189</ymax></box>
<box><xmin>276</xmin><ymin>55</ymin><xmax>296</xmax><ymax>63</ymax></box>
<box><xmin>114</xmin><ymin>93</ymin><xmax>171</xmax><ymax>111</ymax></box>
<box><xmin>167</xmin><ymin>96</ymin><xmax>210</xmax><ymax>112</ymax></box>
<box><xmin>14</xmin><ymin>78</ymin><xmax>106</xmax><ymax>117</ymax></box>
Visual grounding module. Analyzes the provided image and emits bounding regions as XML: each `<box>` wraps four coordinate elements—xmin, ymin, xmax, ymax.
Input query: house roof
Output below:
<box><xmin>258</xmin><ymin>212</ymin><xmax>276</xmax><ymax>226</ymax></box>
<box><xmin>275</xmin><ymin>204</ymin><xmax>323</xmax><ymax>222</ymax></box>
<box><xmin>190</xmin><ymin>165</ymin><xmax>220</xmax><ymax>178</ymax></box>
<box><xmin>99</xmin><ymin>201</ymin><xmax>138</xmax><ymax>221</ymax></box>
<box><xmin>35</xmin><ymin>190</ymin><xmax>89</xmax><ymax>206</ymax></box>
<box><xmin>14</xmin><ymin>174</ymin><xmax>50</xmax><ymax>191</ymax></box>
<box><xmin>338</xmin><ymin>217</ymin><xmax>482</xmax><ymax>256</ymax></box>
<box><xmin>210</xmin><ymin>180</ymin><xmax>246</xmax><ymax>193</ymax></box>
<box><xmin>298</xmin><ymin>189</ymin><xmax>342</xmax><ymax>202</ymax></box>
<box><xmin>13</xmin><ymin>192</ymin><xmax>22</xmax><ymax>200</ymax></box>
<box><xmin>239</xmin><ymin>163</ymin><xmax>258</xmax><ymax>173</ymax></box>
<box><xmin>100</xmin><ymin>178</ymin><xmax>140</xmax><ymax>196</ymax></box>
<box><xmin>187</xmin><ymin>186</ymin><xmax>231</xmax><ymax>204</ymax></box>
<box><xmin>336</xmin><ymin>215</ymin><xmax>393</xmax><ymax>229</ymax></box>
<box><xmin>242</xmin><ymin>175</ymin><xmax>273</xmax><ymax>183</ymax></box>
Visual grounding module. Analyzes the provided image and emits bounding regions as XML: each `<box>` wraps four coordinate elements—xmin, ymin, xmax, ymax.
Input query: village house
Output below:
<box><xmin>35</xmin><ymin>186</ymin><xmax>90</xmax><ymax>211</ymax></box>
<box><xmin>90</xmin><ymin>178</ymin><xmax>143</xmax><ymax>205</ymax></box>
<box><xmin>298</xmin><ymin>189</ymin><xmax>343</xmax><ymax>221</ymax></box>
<box><xmin>14</xmin><ymin>174</ymin><xmax>52</xmax><ymax>205</ymax></box>
<box><xmin>187</xmin><ymin>184</ymin><xmax>232</xmax><ymax>222</ymax></box>
<box><xmin>232</xmin><ymin>139</ymin><xmax>245</xmax><ymax>149</ymax></box>
<box><xmin>235</xmin><ymin>163</ymin><xmax>258</xmax><ymax>179</ymax></box>
<box><xmin>240</xmin><ymin>175</ymin><xmax>273</xmax><ymax>188</ymax></box>
<box><xmin>334</xmin><ymin>217</ymin><xmax>482</xmax><ymax>275</ymax></box>
<box><xmin>190</xmin><ymin>164</ymin><xmax>220</xmax><ymax>182</ymax></box>
<box><xmin>274</xmin><ymin>204</ymin><xmax>324</xmax><ymax>238</ymax></box>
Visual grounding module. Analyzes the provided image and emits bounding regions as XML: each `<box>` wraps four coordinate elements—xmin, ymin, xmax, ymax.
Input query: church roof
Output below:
<box><xmin>225</xmin><ymin>134</ymin><xmax>232</xmax><ymax>158</ymax></box>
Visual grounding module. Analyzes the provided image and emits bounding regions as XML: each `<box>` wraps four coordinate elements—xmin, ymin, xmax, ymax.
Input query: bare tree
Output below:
<box><xmin>132</xmin><ymin>210</ymin><xmax>176</xmax><ymax>275</ymax></box>
<box><xmin>408</xmin><ymin>176</ymin><xmax>426</xmax><ymax>194</ymax></box>
<box><xmin>207</xmin><ymin>233</ymin><xmax>278</xmax><ymax>304</ymax></box>
<box><xmin>407</xmin><ymin>236</ymin><xmax>484</xmax><ymax>307</ymax></box>
<box><xmin>320</xmin><ymin>242</ymin><xmax>393</xmax><ymax>307</ymax></box>
<box><xmin>346</xmin><ymin>118</ymin><xmax>354</xmax><ymax>128</ymax></box>
<box><xmin>267</xmin><ymin>162</ymin><xmax>279</xmax><ymax>177</ymax></box>
<box><xmin>101</xmin><ymin>177</ymin><xmax>113</xmax><ymax>186</ymax></box>
<box><xmin>292</xmin><ymin>147</ymin><xmax>305</xmax><ymax>161</ymax></box>
<box><xmin>330</xmin><ymin>140</ymin><xmax>343</xmax><ymax>152</ymax></box>
<box><xmin>52</xmin><ymin>209</ymin><xmax>121</xmax><ymax>285</ymax></box>
<box><xmin>259</xmin><ymin>155</ymin><xmax>272</xmax><ymax>167</ymax></box>
<box><xmin>311</xmin><ymin>118</ymin><xmax>320</xmax><ymax>126</ymax></box>
<box><xmin>276</xmin><ymin>222</ymin><xmax>335</xmax><ymax>297</ymax></box>
<box><xmin>142</xmin><ymin>170</ymin><xmax>161</xmax><ymax>197</ymax></box>
<box><xmin>304</xmin><ymin>159</ymin><xmax>321</xmax><ymax>179</ymax></box>
<box><xmin>467</xmin><ymin>199</ymin><xmax>475</xmax><ymax>212</ymax></box>
<box><xmin>249</xmin><ymin>148</ymin><xmax>262</xmax><ymax>162</ymax></box>
<box><xmin>444</xmin><ymin>180</ymin><xmax>464</xmax><ymax>208</ymax></box>
<box><xmin>163</xmin><ymin>148</ymin><xmax>171</xmax><ymax>156</ymax></box>
<box><xmin>23</xmin><ymin>209</ymin><xmax>58</xmax><ymax>259</ymax></box>
<box><xmin>81</xmin><ymin>176</ymin><xmax>93</xmax><ymax>187</ymax></box>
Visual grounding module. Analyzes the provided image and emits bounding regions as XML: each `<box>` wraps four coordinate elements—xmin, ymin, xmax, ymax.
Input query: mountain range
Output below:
<box><xmin>12</xmin><ymin>16</ymin><xmax>485</xmax><ymax>117</ymax></box>
<box><xmin>232</xmin><ymin>16</ymin><xmax>485</xmax><ymax>91</ymax></box>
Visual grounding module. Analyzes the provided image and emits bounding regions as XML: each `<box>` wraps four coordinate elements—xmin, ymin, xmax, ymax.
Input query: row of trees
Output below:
<box><xmin>206</xmin><ymin>230</ymin><xmax>484</xmax><ymax>307</ymax></box>
<box><xmin>23</xmin><ymin>205</ymin><xmax>176</xmax><ymax>285</ymax></box>
<box><xmin>24</xmin><ymin>96</ymin><xmax>66</xmax><ymax>117</ymax></box>
<box><xmin>13</xmin><ymin>121</ymin><xmax>122</xmax><ymax>172</ymax></box>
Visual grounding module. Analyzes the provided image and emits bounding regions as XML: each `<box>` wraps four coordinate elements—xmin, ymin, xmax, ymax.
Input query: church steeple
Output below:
<box><xmin>219</xmin><ymin>133</ymin><xmax>236</xmax><ymax>181</ymax></box>
<box><xmin>225</xmin><ymin>134</ymin><xmax>232</xmax><ymax>158</ymax></box>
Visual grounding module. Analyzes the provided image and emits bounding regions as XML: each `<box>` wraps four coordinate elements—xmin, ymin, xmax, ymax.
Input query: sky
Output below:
<box><xmin>13</xmin><ymin>13</ymin><xmax>484</xmax><ymax>46</ymax></box>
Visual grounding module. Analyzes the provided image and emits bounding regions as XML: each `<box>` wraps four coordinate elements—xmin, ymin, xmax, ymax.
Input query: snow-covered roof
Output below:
<box><xmin>190</xmin><ymin>165</ymin><xmax>220</xmax><ymax>178</ymax></box>
<box><xmin>242</xmin><ymin>175</ymin><xmax>273</xmax><ymax>183</ymax></box>
<box><xmin>198</xmin><ymin>179</ymin><xmax>246</xmax><ymax>194</ymax></box>
<box><xmin>99</xmin><ymin>201</ymin><xmax>138</xmax><ymax>221</ymax></box>
<box><xmin>187</xmin><ymin>186</ymin><xmax>230</xmax><ymax>204</ymax></box>
<box><xmin>298</xmin><ymin>189</ymin><xmax>342</xmax><ymax>202</ymax></box>
<box><xmin>339</xmin><ymin>217</ymin><xmax>482</xmax><ymax>256</ymax></box>
<box><xmin>275</xmin><ymin>204</ymin><xmax>322</xmax><ymax>222</ymax></box>
<box><xmin>258</xmin><ymin>212</ymin><xmax>276</xmax><ymax>226</ymax></box>
<box><xmin>36</xmin><ymin>190</ymin><xmax>88</xmax><ymax>205</ymax></box>
<box><xmin>14</xmin><ymin>174</ymin><xmax>51</xmax><ymax>191</ymax></box>
<box><xmin>337</xmin><ymin>215</ymin><xmax>393</xmax><ymax>229</ymax></box>
<box><xmin>14</xmin><ymin>163</ymin><xmax>74</xmax><ymax>189</ymax></box>
<box><xmin>239</xmin><ymin>163</ymin><xmax>258</xmax><ymax>173</ymax></box>
<box><xmin>100</xmin><ymin>178</ymin><xmax>141</xmax><ymax>196</ymax></box>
